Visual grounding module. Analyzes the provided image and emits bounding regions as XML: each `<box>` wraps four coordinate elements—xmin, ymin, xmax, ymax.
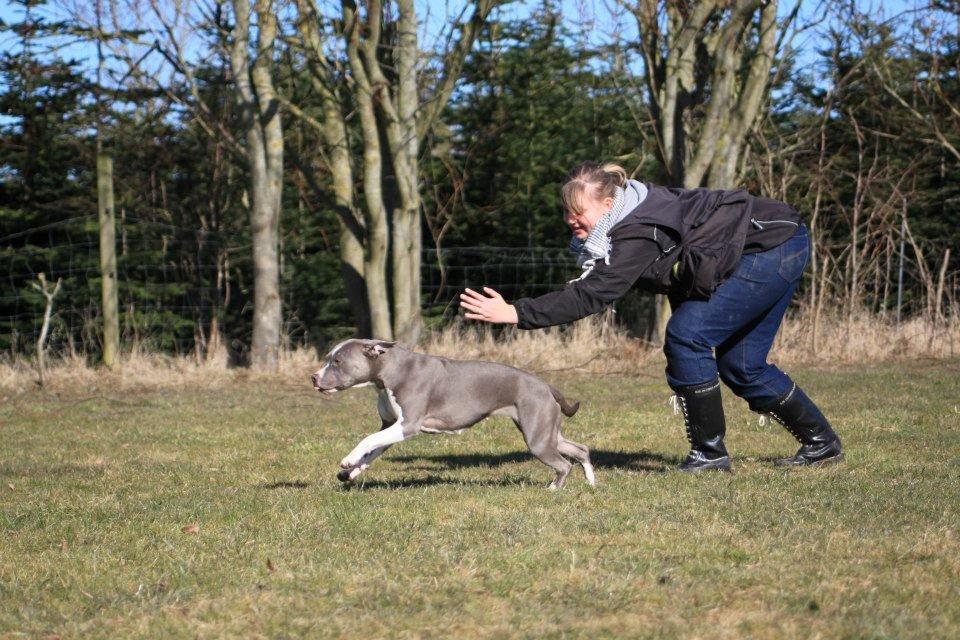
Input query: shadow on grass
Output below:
<box><xmin>753</xmin><ymin>454</ymin><xmax>790</xmax><ymax>465</ymax></box>
<box><xmin>390</xmin><ymin>448</ymin><xmax>677</xmax><ymax>473</ymax></box>
<box><xmin>592</xmin><ymin>449</ymin><xmax>679</xmax><ymax>472</ymax></box>
<box><xmin>259</xmin><ymin>480</ymin><xmax>312</xmax><ymax>490</ymax></box>
<box><xmin>329</xmin><ymin>448</ymin><xmax>679</xmax><ymax>492</ymax></box>
<box><xmin>751</xmin><ymin>452</ymin><xmax>847</xmax><ymax>468</ymax></box>
<box><xmin>339</xmin><ymin>474</ymin><xmax>536</xmax><ymax>491</ymax></box>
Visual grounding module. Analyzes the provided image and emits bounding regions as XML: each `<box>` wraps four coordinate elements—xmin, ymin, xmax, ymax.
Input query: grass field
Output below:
<box><xmin>2</xmin><ymin>359</ymin><xmax>959</xmax><ymax>638</ymax></box>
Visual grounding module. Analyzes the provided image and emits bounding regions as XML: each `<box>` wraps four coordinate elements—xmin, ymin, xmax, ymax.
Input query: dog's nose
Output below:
<box><xmin>311</xmin><ymin>373</ymin><xmax>319</xmax><ymax>386</ymax></box>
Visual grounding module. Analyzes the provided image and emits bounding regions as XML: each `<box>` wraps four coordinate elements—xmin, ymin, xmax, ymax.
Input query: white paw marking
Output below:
<box><xmin>341</xmin><ymin>423</ymin><xmax>408</xmax><ymax>470</ymax></box>
<box><xmin>583</xmin><ymin>462</ymin><xmax>596</xmax><ymax>487</ymax></box>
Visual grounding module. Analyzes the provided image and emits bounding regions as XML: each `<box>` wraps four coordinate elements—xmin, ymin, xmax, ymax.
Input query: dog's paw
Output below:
<box><xmin>337</xmin><ymin>463</ymin><xmax>368</xmax><ymax>482</ymax></box>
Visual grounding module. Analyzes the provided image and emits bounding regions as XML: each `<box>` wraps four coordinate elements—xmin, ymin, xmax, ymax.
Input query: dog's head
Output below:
<box><xmin>310</xmin><ymin>339</ymin><xmax>396</xmax><ymax>394</ymax></box>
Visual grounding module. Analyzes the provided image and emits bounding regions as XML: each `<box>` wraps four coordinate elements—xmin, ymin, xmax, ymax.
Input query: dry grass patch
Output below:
<box><xmin>1</xmin><ymin>312</ymin><xmax>958</xmax><ymax>394</ymax></box>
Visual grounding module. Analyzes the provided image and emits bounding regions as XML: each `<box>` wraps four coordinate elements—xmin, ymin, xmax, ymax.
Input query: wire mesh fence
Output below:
<box><xmin>1</xmin><ymin>214</ymin><xmax>242</xmax><ymax>357</ymax></box>
<box><xmin>1</xmin><ymin>216</ymin><xmax>587</xmax><ymax>357</ymax></box>
<box><xmin>3</xmin><ymin>215</ymin><xmax>957</xmax><ymax>359</ymax></box>
<box><xmin>421</xmin><ymin>245</ymin><xmax>580</xmax><ymax>322</ymax></box>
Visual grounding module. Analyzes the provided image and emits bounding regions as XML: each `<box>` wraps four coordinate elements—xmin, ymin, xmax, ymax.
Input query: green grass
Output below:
<box><xmin>2</xmin><ymin>360</ymin><xmax>959</xmax><ymax>638</ymax></box>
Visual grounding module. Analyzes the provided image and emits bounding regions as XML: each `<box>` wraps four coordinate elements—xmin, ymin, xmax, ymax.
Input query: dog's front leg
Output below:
<box><xmin>340</xmin><ymin>419</ymin><xmax>394</xmax><ymax>480</ymax></box>
<box><xmin>340</xmin><ymin>422</ymin><xmax>414</xmax><ymax>471</ymax></box>
<box><xmin>337</xmin><ymin>419</ymin><xmax>401</xmax><ymax>482</ymax></box>
<box><xmin>337</xmin><ymin>444</ymin><xmax>392</xmax><ymax>481</ymax></box>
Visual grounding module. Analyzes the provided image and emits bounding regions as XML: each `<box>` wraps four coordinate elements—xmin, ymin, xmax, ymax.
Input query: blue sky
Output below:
<box><xmin>0</xmin><ymin>0</ymin><xmax>924</xmax><ymax>92</ymax></box>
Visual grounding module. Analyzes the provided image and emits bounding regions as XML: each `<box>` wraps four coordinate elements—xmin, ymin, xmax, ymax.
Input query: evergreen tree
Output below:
<box><xmin>426</xmin><ymin>4</ymin><xmax>637</xmax><ymax>250</ymax></box>
<box><xmin>0</xmin><ymin>0</ymin><xmax>98</xmax><ymax>353</ymax></box>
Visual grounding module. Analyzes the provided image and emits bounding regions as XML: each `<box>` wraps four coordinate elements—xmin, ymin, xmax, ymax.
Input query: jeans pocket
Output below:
<box><xmin>734</xmin><ymin>249</ymin><xmax>778</xmax><ymax>284</ymax></box>
<box><xmin>778</xmin><ymin>232</ymin><xmax>810</xmax><ymax>283</ymax></box>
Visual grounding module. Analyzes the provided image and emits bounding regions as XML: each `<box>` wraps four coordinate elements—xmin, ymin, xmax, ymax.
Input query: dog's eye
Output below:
<box><xmin>334</xmin><ymin>358</ymin><xmax>341</xmax><ymax>365</ymax></box>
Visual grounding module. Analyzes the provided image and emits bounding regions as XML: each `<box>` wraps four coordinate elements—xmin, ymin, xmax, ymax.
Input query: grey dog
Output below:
<box><xmin>311</xmin><ymin>339</ymin><xmax>594</xmax><ymax>489</ymax></box>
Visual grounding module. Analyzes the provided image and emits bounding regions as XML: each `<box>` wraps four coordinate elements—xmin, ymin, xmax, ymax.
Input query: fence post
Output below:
<box><xmin>97</xmin><ymin>151</ymin><xmax>119</xmax><ymax>368</ymax></box>
<box><xmin>653</xmin><ymin>295</ymin><xmax>670</xmax><ymax>345</ymax></box>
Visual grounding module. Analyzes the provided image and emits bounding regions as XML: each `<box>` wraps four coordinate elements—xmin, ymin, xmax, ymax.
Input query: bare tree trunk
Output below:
<box><xmin>847</xmin><ymin>114</ymin><xmax>866</xmax><ymax>326</ymax></box>
<box><xmin>31</xmin><ymin>273</ymin><xmax>62</xmax><ymax>387</ymax></box>
<box><xmin>294</xmin><ymin>0</ymin><xmax>370</xmax><ymax>337</ymax></box>
<box><xmin>349</xmin><ymin>0</ymin><xmax>423</xmax><ymax>344</ymax></box>
<box><xmin>231</xmin><ymin>0</ymin><xmax>284</xmax><ymax>371</ymax></box>
<box><xmin>935</xmin><ymin>248</ymin><xmax>951</xmax><ymax>322</ymax></box>
<box><xmin>291</xmin><ymin>0</ymin><xmax>498</xmax><ymax>343</ymax></box>
<box><xmin>813</xmin><ymin>252</ymin><xmax>831</xmax><ymax>356</ymax></box>
<box><xmin>625</xmin><ymin>0</ymin><xmax>784</xmax><ymax>342</ymax></box>
<box><xmin>629</xmin><ymin>0</ymin><xmax>782</xmax><ymax>189</ymax></box>
<box><xmin>700</xmin><ymin>1</ymin><xmax>779</xmax><ymax>189</ymax></box>
<box><xmin>344</xmin><ymin>0</ymin><xmax>393</xmax><ymax>340</ymax></box>
<box><xmin>903</xmin><ymin>216</ymin><xmax>935</xmax><ymax>317</ymax></box>
<box><xmin>808</xmin><ymin>115</ymin><xmax>830</xmax><ymax>347</ymax></box>
<box><xmin>392</xmin><ymin>0</ymin><xmax>421</xmax><ymax>344</ymax></box>
<box><xmin>882</xmin><ymin>235</ymin><xmax>892</xmax><ymax>317</ymax></box>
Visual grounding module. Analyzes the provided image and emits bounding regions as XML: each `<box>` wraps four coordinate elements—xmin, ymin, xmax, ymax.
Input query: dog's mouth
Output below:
<box><xmin>314</xmin><ymin>385</ymin><xmax>338</xmax><ymax>395</ymax></box>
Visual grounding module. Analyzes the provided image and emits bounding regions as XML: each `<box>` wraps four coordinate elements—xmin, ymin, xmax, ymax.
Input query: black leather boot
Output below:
<box><xmin>760</xmin><ymin>384</ymin><xmax>843</xmax><ymax>467</ymax></box>
<box><xmin>673</xmin><ymin>379</ymin><xmax>731</xmax><ymax>473</ymax></box>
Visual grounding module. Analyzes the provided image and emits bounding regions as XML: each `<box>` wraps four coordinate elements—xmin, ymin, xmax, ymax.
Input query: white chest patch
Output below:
<box><xmin>377</xmin><ymin>388</ymin><xmax>404</xmax><ymax>425</ymax></box>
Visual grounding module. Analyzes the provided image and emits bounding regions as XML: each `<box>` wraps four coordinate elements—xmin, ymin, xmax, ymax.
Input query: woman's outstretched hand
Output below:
<box><xmin>459</xmin><ymin>287</ymin><xmax>519</xmax><ymax>324</ymax></box>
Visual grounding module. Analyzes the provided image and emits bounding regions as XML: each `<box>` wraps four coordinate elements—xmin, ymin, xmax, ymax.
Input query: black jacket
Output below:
<box><xmin>513</xmin><ymin>185</ymin><xmax>802</xmax><ymax>330</ymax></box>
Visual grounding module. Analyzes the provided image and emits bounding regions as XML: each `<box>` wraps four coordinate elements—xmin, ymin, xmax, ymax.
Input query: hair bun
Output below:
<box><xmin>561</xmin><ymin>161</ymin><xmax>628</xmax><ymax>214</ymax></box>
<box><xmin>600</xmin><ymin>163</ymin><xmax>628</xmax><ymax>188</ymax></box>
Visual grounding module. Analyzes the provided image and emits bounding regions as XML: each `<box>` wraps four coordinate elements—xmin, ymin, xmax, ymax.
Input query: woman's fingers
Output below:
<box><xmin>460</xmin><ymin>287</ymin><xmax>505</xmax><ymax>323</ymax></box>
<box><xmin>459</xmin><ymin>294</ymin><xmax>489</xmax><ymax>314</ymax></box>
<box><xmin>459</xmin><ymin>286</ymin><xmax>515</xmax><ymax>325</ymax></box>
<box><xmin>459</xmin><ymin>300</ymin><xmax>484</xmax><ymax>315</ymax></box>
<box><xmin>464</xmin><ymin>287</ymin><xmax>500</xmax><ymax>303</ymax></box>
<box><xmin>459</xmin><ymin>293</ymin><xmax>484</xmax><ymax>308</ymax></box>
<box><xmin>463</xmin><ymin>287</ymin><xmax>485</xmax><ymax>300</ymax></box>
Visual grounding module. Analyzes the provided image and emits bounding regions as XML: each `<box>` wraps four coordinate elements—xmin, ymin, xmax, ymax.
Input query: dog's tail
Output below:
<box><xmin>550</xmin><ymin>386</ymin><xmax>580</xmax><ymax>417</ymax></box>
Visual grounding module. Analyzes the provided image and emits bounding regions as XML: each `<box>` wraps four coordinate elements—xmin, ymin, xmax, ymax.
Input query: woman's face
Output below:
<box><xmin>564</xmin><ymin>193</ymin><xmax>614</xmax><ymax>240</ymax></box>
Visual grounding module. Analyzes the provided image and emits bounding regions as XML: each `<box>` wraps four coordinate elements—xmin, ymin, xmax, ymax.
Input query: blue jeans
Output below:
<box><xmin>663</xmin><ymin>225</ymin><xmax>809</xmax><ymax>410</ymax></box>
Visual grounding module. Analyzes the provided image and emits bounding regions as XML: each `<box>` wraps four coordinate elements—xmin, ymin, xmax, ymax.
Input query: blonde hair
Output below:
<box><xmin>561</xmin><ymin>162</ymin><xmax>628</xmax><ymax>215</ymax></box>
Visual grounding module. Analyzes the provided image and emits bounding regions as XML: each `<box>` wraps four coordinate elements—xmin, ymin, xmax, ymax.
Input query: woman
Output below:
<box><xmin>459</xmin><ymin>162</ymin><xmax>842</xmax><ymax>472</ymax></box>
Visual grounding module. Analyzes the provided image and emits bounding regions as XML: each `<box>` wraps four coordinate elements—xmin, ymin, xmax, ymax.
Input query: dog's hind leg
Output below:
<box><xmin>532</xmin><ymin>442</ymin><xmax>572</xmax><ymax>490</ymax></box>
<box><xmin>558</xmin><ymin>436</ymin><xmax>595</xmax><ymax>487</ymax></box>
<box><xmin>517</xmin><ymin>406</ymin><xmax>572</xmax><ymax>490</ymax></box>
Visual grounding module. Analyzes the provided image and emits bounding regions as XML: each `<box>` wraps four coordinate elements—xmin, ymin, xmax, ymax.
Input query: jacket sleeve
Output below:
<box><xmin>512</xmin><ymin>233</ymin><xmax>662</xmax><ymax>330</ymax></box>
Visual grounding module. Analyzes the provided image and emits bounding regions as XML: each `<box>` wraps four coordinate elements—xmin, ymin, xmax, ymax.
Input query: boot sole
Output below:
<box><xmin>775</xmin><ymin>452</ymin><xmax>844</xmax><ymax>468</ymax></box>
<box><xmin>678</xmin><ymin>463</ymin><xmax>732</xmax><ymax>474</ymax></box>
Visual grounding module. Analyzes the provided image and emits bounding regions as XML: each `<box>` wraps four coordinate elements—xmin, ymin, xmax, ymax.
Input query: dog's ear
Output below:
<box><xmin>362</xmin><ymin>340</ymin><xmax>396</xmax><ymax>358</ymax></box>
